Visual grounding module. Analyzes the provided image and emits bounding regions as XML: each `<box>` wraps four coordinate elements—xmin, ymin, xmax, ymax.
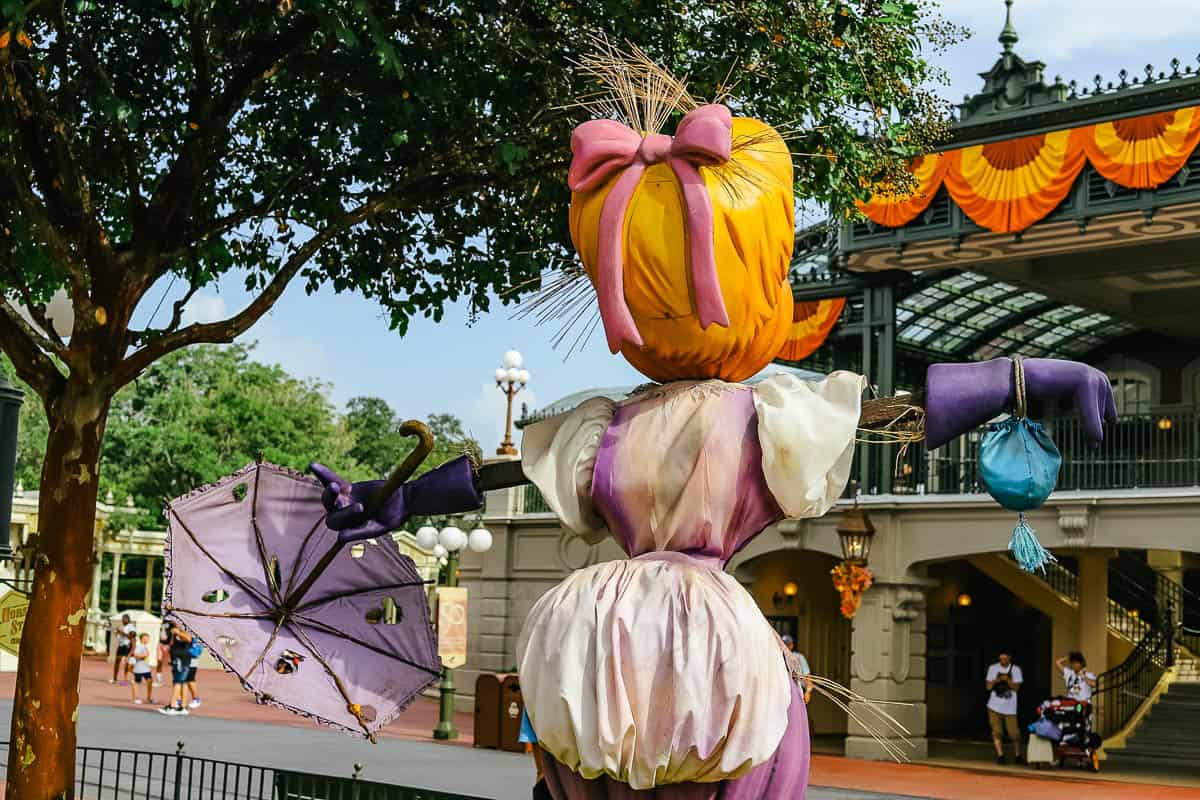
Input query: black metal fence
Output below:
<box><xmin>0</xmin><ymin>742</ymin><xmax>490</xmax><ymax>800</ymax></box>
<box><xmin>891</xmin><ymin>410</ymin><xmax>1200</xmax><ymax>495</ymax></box>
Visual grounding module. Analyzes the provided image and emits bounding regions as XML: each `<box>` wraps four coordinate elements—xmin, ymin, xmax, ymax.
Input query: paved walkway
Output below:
<box><xmin>0</xmin><ymin>658</ymin><xmax>1194</xmax><ymax>799</ymax></box>
<box><xmin>3</xmin><ymin>656</ymin><xmax>478</xmax><ymax>746</ymax></box>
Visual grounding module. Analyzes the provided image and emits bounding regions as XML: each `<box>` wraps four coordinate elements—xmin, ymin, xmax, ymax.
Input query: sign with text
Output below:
<box><xmin>436</xmin><ymin>587</ymin><xmax>468</xmax><ymax>669</ymax></box>
<box><xmin>0</xmin><ymin>589</ymin><xmax>30</xmax><ymax>656</ymax></box>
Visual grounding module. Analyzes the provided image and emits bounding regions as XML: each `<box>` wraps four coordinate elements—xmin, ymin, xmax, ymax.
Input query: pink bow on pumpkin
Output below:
<box><xmin>568</xmin><ymin>104</ymin><xmax>734</xmax><ymax>353</ymax></box>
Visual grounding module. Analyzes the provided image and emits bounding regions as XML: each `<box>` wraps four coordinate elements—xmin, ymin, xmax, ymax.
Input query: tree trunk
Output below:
<box><xmin>5</xmin><ymin>385</ymin><xmax>110</xmax><ymax>800</ymax></box>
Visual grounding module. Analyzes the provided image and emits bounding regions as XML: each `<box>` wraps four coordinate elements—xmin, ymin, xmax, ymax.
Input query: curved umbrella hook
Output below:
<box><xmin>364</xmin><ymin>420</ymin><xmax>435</xmax><ymax>518</ymax></box>
<box><xmin>285</xmin><ymin>420</ymin><xmax>435</xmax><ymax>611</ymax></box>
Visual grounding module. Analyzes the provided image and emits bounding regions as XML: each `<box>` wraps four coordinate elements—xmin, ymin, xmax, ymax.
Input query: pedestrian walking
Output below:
<box><xmin>985</xmin><ymin>649</ymin><xmax>1024</xmax><ymax>764</ymax></box>
<box><xmin>129</xmin><ymin>633</ymin><xmax>154</xmax><ymax>705</ymax></box>
<box><xmin>782</xmin><ymin>635</ymin><xmax>814</xmax><ymax>704</ymax></box>
<box><xmin>111</xmin><ymin>614</ymin><xmax>135</xmax><ymax>684</ymax></box>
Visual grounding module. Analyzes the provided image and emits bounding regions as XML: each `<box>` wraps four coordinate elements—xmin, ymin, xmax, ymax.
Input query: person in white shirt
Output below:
<box><xmin>1057</xmin><ymin>651</ymin><xmax>1097</xmax><ymax>703</ymax></box>
<box><xmin>985</xmin><ymin>650</ymin><xmax>1024</xmax><ymax>764</ymax></box>
<box><xmin>111</xmin><ymin>614</ymin><xmax>136</xmax><ymax>684</ymax></box>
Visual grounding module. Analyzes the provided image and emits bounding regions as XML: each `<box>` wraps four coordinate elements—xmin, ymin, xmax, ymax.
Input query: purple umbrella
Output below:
<box><xmin>163</xmin><ymin>426</ymin><xmax>440</xmax><ymax>740</ymax></box>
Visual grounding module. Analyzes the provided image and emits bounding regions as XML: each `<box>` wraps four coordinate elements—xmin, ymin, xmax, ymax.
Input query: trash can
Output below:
<box><xmin>474</xmin><ymin>673</ymin><xmax>508</xmax><ymax>749</ymax></box>
<box><xmin>499</xmin><ymin>674</ymin><xmax>525</xmax><ymax>753</ymax></box>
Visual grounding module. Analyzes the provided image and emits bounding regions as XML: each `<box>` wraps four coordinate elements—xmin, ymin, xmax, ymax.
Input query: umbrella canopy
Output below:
<box><xmin>164</xmin><ymin>460</ymin><xmax>440</xmax><ymax>739</ymax></box>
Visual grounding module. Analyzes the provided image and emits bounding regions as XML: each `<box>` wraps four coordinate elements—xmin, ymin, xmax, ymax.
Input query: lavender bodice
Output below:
<box><xmin>590</xmin><ymin>383</ymin><xmax>783</xmax><ymax>563</ymax></box>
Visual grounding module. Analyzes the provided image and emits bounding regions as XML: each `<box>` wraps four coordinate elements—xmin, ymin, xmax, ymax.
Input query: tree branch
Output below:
<box><xmin>0</xmin><ymin>298</ymin><xmax>65</xmax><ymax>401</ymax></box>
<box><xmin>71</xmin><ymin>35</ymin><xmax>144</xmax><ymax>224</ymax></box>
<box><xmin>0</xmin><ymin>52</ymin><xmax>107</xmax><ymax>291</ymax></box>
<box><xmin>140</xmin><ymin>15</ymin><xmax>320</xmax><ymax>260</ymax></box>
<box><xmin>116</xmin><ymin>190</ymin><xmax>403</xmax><ymax>388</ymax></box>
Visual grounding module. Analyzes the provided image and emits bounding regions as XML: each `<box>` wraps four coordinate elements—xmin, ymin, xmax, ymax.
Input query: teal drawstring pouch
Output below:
<box><xmin>978</xmin><ymin>359</ymin><xmax>1062</xmax><ymax>572</ymax></box>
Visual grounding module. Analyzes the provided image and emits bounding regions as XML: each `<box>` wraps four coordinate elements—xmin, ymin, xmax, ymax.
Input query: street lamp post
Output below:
<box><xmin>0</xmin><ymin>375</ymin><xmax>25</xmax><ymax>563</ymax></box>
<box><xmin>417</xmin><ymin>523</ymin><xmax>493</xmax><ymax>740</ymax></box>
<box><xmin>494</xmin><ymin>351</ymin><xmax>530</xmax><ymax>456</ymax></box>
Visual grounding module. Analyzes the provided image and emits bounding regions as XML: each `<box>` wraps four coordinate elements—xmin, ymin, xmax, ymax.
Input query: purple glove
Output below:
<box><xmin>924</xmin><ymin>358</ymin><xmax>1116</xmax><ymax>451</ymax></box>
<box><xmin>308</xmin><ymin>456</ymin><xmax>483</xmax><ymax>542</ymax></box>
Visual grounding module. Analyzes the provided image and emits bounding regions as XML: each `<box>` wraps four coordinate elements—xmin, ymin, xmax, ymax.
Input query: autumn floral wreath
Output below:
<box><xmin>831</xmin><ymin>562</ymin><xmax>873</xmax><ymax>619</ymax></box>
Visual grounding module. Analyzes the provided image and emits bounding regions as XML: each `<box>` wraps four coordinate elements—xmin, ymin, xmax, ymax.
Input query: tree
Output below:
<box><xmin>0</xmin><ymin>1</ymin><xmax>958</xmax><ymax>794</ymax></box>
<box><xmin>102</xmin><ymin>344</ymin><xmax>355</xmax><ymax>525</ymax></box>
<box><xmin>345</xmin><ymin>397</ymin><xmax>478</xmax><ymax>479</ymax></box>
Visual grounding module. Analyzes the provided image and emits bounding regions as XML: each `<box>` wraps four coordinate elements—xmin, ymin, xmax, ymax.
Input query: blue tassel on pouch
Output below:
<box><xmin>1009</xmin><ymin>512</ymin><xmax>1056</xmax><ymax>573</ymax></box>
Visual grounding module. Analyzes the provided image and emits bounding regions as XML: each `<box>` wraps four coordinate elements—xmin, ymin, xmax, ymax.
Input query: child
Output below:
<box><xmin>129</xmin><ymin>633</ymin><xmax>153</xmax><ymax>705</ymax></box>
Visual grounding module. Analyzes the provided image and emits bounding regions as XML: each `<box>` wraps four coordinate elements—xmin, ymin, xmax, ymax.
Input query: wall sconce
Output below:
<box><xmin>1156</xmin><ymin>416</ymin><xmax>1173</xmax><ymax>432</ymax></box>
<box><xmin>956</xmin><ymin>593</ymin><xmax>972</xmax><ymax>608</ymax></box>
<box><xmin>773</xmin><ymin>581</ymin><xmax>799</xmax><ymax>610</ymax></box>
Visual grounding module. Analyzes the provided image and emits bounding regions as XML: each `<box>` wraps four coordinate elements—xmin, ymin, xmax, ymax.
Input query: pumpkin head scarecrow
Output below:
<box><xmin>307</xmin><ymin>48</ymin><xmax>1117</xmax><ymax>800</ymax></box>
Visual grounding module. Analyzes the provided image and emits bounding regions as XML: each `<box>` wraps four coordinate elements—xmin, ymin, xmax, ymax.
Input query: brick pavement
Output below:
<box><xmin>0</xmin><ymin>657</ymin><xmax>1194</xmax><ymax>799</ymax></box>
<box><xmin>0</xmin><ymin>656</ymin><xmax>476</xmax><ymax>746</ymax></box>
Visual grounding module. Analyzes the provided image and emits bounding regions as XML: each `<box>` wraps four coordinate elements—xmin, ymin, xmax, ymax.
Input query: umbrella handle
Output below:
<box><xmin>363</xmin><ymin>420</ymin><xmax>435</xmax><ymax>518</ymax></box>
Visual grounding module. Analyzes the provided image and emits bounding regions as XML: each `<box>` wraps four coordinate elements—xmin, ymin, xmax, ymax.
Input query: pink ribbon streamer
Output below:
<box><xmin>568</xmin><ymin>104</ymin><xmax>734</xmax><ymax>353</ymax></box>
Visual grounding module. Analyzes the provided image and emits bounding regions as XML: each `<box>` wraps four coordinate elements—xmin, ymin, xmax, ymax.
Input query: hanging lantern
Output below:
<box><xmin>836</xmin><ymin>504</ymin><xmax>875</xmax><ymax>565</ymax></box>
<box><xmin>832</xmin><ymin>498</ymin><xmax>876</xmax><ymax>619</ymax></box>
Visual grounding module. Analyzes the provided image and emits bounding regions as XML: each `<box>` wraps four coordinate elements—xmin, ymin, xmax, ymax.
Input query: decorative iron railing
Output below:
<box><xmin>522</xmin><ymin>483</ymin><xmax>551</xmax><ymax>514</ymax></box>
<box><xmin>889</xmin><ymin>411</ymin><xmax>1200</xmax><ymax>496</ymax></box>
<box><xmin>1093</xmin><ymin>618</ymin><xmax>1175</xmax><ymax>739</ymax></box>
<box><xmin>0</xmin><ymin>742</ymin><xmax>489</xmax><ymax>800</ymax></box>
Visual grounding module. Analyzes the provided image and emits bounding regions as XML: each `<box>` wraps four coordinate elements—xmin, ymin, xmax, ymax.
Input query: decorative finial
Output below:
<box><xmin>1000</xmin><ymin>0</ymin><xmax>1018</xmax><ymax>54</ymax></box>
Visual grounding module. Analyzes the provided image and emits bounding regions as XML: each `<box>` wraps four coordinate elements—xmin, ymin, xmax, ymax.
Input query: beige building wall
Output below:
<box><xmin>456</xmin><ymin>480</ymin><xmax>1200</xmax><ymax>760</ymax></box>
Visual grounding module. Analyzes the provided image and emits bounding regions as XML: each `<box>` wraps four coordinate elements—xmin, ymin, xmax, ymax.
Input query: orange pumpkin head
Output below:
<box><xmin>568</xmin><ymin>114</ymin><xmax>795</xmax><ymax>383</ymax></box>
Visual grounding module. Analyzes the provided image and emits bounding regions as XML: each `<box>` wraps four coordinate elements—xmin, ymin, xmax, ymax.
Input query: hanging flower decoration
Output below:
<box><xmin>831</xmin><ymin>562</ymin><xmax>873</xmax><ymax>619</ymax></box>
<box><xmin>855</xmin><ymin>103</ymin><xmax>1200</xmax><ymax>233</ymax></box>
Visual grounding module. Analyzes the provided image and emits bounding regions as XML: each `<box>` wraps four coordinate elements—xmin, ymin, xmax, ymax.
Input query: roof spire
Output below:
<box><xmin>999</xmin><ymin>0</ymin><xmax>1019</xmax><ymax>54</ymax></box>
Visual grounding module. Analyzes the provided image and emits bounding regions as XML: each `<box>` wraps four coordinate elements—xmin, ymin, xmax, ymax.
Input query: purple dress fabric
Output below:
<box><xmin>520</xmin><ymin>383</ymin><xmax>821</xmax><ymax>798</ymax></box>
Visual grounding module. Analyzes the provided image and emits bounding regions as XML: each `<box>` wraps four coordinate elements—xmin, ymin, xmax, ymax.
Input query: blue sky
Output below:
<box><xmin>151</xmin><ymin>1</ymin><xmax>1200</xmax><ymax>453</ymax></box>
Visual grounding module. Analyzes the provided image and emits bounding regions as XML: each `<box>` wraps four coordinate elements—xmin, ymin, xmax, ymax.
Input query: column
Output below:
<box><xmin>109</xmin><ymin>552</ymin><xmax>121</xmax><ymax>615</ymax></box>
<box><xmin>85</xmin><ymin>554</ymin><xmax>105</xmax><ymax>652</ymax></box>
<box><xmin>143</xmin><ymin>557</ymin><xmax>155</xmax><ymax>612</ymax></box>
<box><xmin>1077</xmin><ymin>550</ymin><xmax>1110</xmax><ymax>675</ymax></box>
<box><xmin>845</xmin><ymin>581</ymin><xmax>929</xmax><ymax>760</ymax></box>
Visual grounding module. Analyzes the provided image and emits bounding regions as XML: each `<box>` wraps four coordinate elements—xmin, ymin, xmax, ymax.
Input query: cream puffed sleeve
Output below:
<box><xmin>753</xmin><ymin>371</ymin><xmax>865</xmax><ymax>519</ymax></box>
<box><xmin>519</xmin><ymin>396</ymin><xmax>615</xmax><ymax>544</ymax></box>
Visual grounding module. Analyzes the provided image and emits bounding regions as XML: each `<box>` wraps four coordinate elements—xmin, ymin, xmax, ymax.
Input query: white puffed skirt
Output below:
<box><xmin>516</xmin><ymin>551</ymin><xmax>792</xmax><ymax>790</ymax></box>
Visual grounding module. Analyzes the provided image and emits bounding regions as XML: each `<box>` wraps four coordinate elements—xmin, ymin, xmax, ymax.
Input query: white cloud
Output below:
<box><xmin>181</xmin><ymin>294</ymin><xmax>227</xmax><ymax>326</ymax></box>
<box><xmin>238</xmin><ymin>312</ymin><xmax>330</xmax><ymax>387</ymax></box>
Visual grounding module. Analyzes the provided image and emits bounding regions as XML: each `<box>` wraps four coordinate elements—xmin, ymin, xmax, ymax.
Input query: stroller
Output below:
<box><xmin>1027</xmin><ymin>697</ymin><xmax>1102</xmax><ymax>772</ymax></box>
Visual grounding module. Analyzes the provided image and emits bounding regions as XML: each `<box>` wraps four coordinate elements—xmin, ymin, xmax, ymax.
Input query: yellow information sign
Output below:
<box><xmin>0</xmin><ymin>589</ymin><xmax>30</xmax><ymax>657</ymax></box>
<box><xmin>436</xmin><ymin>587</ymin><xmax>468</xmax><ymax>669</ymax></box>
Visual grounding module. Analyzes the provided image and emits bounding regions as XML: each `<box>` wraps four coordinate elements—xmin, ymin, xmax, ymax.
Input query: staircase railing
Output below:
<box><xmin>1110</xmin><ymin>552</ymin><xmax>1200</xmax><ymax>656</ymax></box>
<box><xmin>1093</xmin><ymin>616</ymin><xmax>1175</xmax><ymax>738</ymax></box>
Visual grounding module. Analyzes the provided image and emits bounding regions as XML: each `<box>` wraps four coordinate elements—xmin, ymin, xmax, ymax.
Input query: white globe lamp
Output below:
<box><xmin>467</xmin><ymin>527</ymin><xmax>493</xmax><ymax>553</ymax></box>
<box><xmin>439</xmin><ymin>525</ymin><xmax>466</xmax><ymax>553</ymax></box>
<box><xmin>415</xmin><ymin>525</ymin><xmax>439</xmax><ymax>551</ymax></box>
<box><xmin>503</xmin><ymin>350</ymin><xmax>523</xmax><ymax>369</ymax></box>
<box><xmin>44</xmin><ymin>288</ymin><xmax>74</xmax><ymax>339</ymax></box>
<box><xmin>433</xmin><ymin>543</ymin><xmax>447</xmax><ymax>559</ymax></box>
